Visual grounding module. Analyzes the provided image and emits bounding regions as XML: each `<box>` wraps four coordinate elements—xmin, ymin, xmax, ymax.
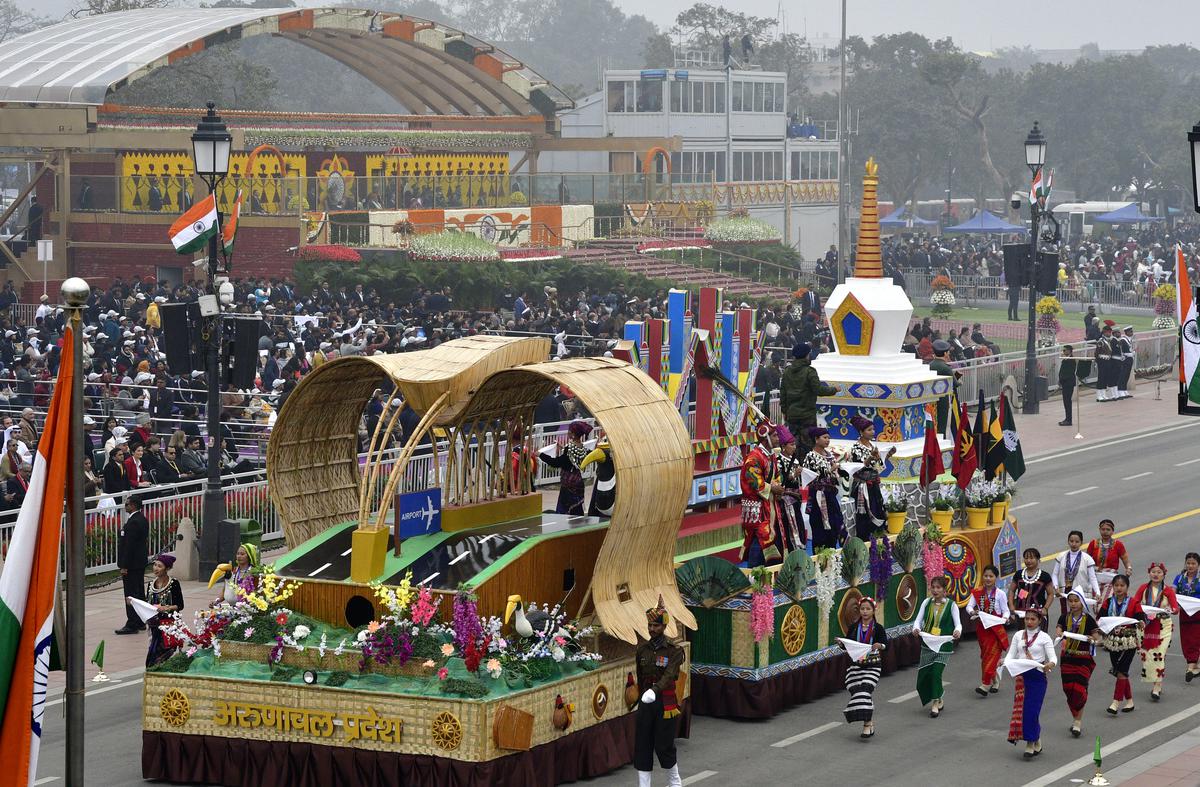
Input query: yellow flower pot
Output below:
<box><xmin>966</xmin><ymin>506</ymin><xmax>991</xmax><ymax>530</ymax></box>
<box><xmin>886</xmin><ymin>510</ymin><xmax>907</xmax><ymax>534</ymax></box>
<box><xmin>991</xmin><ymin>498</ymin><xmax>1009</xmax><ymax>524</ymax></box>
<box><xmin>930</xmin><ymin>508</ymin><xmax>954</xmax><ymax>530</ymax></box>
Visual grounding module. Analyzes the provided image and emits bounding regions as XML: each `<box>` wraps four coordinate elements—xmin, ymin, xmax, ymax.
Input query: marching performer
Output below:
<box><xmin>841</xmin><ymin>596</ymin><xmax>887</xmax><ymax>739</ymax></box>
<box><xmin>966</xmin><ymin>564</ymin><xmax>1010</xmax><ymax>696</ymax></box>
<box><xmin>1056</xmin><ymin>588</ymin><xmax>1101</xmax><ymax>738</ymax></box>
<box><xmin>1134</xmin><ymin>562</ymin><xmax>1178</xmax><ymax>700</ymax></box>
<box><xmin>1087</xmin><ymin>518</ymin><xmax>1132</xmax><ymax>588</ymax></box>
<box><xmin>1010</xmin><ymin>547</ymin><xmax>1055</xmax><ymax>626</ymax></box>
<box><xmin>635</xmin><ymin>596</ymin><xmax>685</xmax><ymax>787</ymax></box>
<box><xmin>1006</xmin><ymin>609</ymin><xmax>1056</xmax><ymax>758</ymax></box>
<box><xmin>1173</xmin><ymin>553</ymin><xmax>1200</xmax><ymax>682</ymax></box>
<box><xmin>802</xmin><ymin>427</ymin><xmax>845</xmax><ymax>549</ymax></box>
<box><xmin>913</xmin><ymin>575</ymin><xmax>961</xmax><ymax>717</ymax></box>
<box><xmin>846</xmin><ymin>415</ymin><xmax>895</xmax><ymax>535</ymax></box>
<box><xmin>1053</xmin><ymin>530</ymin><xmax>1100</xmax><ymax>610</ymax></box>
<box><xmin>1098</xmin><ymin>574</ymin><xmax>1145</xmax><ymax>715</ymax></box>
<box><xmin>740</xmin><ymin>422</ymin><xmax>785</xmax><ymax>567</ymax></box>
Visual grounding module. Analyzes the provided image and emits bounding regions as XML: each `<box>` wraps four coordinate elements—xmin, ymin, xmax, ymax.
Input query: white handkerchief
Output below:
<box><xmin>1060</xmin><ymin>631</ymin><xmax>1090</xmax><ymax>643</ymax></box>
<box><xmin>801</xmin><ymin>467</ymin><xmax>820</xmax><ymax>486</ymax></box>
<box><xmin>1002</xmin><ymin>658</ymin><xmax>1044</xmax><ymax>677</ymax></box>
<box><xmin>1178</xmin><ymin>595</ymin><xmax>1200</xmax><ymax>615</ymax></box>
<box><xmin>1095</xmin><ymin>570</ymin><xmax>1116</xmax><ymax>585</ymax></box>
<box><xmin>977</xmin><ymin>611</ymin><xmax>1007</xmax><ymax>630</ymax></box>
<box><xmin>1097</xmin><ymin>615</ymin><xmax>1139</xmax><ymax>635</ymax></box>
<box><xmin>839</xmin><ymin>462</ymin><xmax>865</xmax><ymax>479</ymax></box>
<box><xmin>128</xmin><ymin>596</ymin><xmax>160</xmax><ymax>624</ymax></box>
<box><xmin>919</xmin><ymin>632</ymin><xmax>955</xmax><ymax>651</ymax></box>
<box><xmin>836</xmin><ymin>637</ymin><xmax>873</xmax><ymax>663</ymax></box>
<box><xmin>1141</xmin><ymin>605</ymin><xmax>1169</xmax><ymax>617</ymax></box>
<box><xmin>538</xmin><ymin>442</ymin><xmax>559</xmax><ymax>458</ymax></box>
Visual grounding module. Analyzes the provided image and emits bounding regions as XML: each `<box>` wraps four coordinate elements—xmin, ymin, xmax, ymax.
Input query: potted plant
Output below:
<box><xmin>1035</xmin><ymin>295</ymin><xmax>1063</xmax><ymax>349</ymax></box>
<box><xmin>930</xmin><ymin>275</ymin><xmax>956</xmax><ymax>317</ymax></box>
<box><xmin>1153</xmin><ymin>283</ymin><xmax>1177</xmax><ymax>329</ymax></box>
<box><xmin>928</xmin><ymin>486</ymin><xmax>958</xmax><ymax>530</ymax></box>
<box><xmin>992</xmin><ymin>478</ymin><xmax>1014</xmax><ymax>524</ymax></box>
<box><xmin>882</xmin><ymin>484</ymin><xmax>909</xmax><ymax>534</ymax></box>
<box><xmin>963</xmin><ymin>478</ymin><xmax>995</xmax><ymax>530</ymax></box>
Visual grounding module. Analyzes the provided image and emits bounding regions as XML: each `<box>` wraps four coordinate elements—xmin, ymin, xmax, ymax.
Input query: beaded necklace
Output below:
<box><xmin>1065</xmin><ymin>550</ymin><xmax>1082</xmax><ymax>584</ymax></box>
<box><xmin>857</xmin><ymin>619</ymin><xmax>873</xmax><ymax>644</ymax></box>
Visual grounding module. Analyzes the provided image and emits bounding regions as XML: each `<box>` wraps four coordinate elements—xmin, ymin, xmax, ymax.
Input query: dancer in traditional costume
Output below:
<box><xmin>842</xmin><ymin>596</ymin><xmax>887</xmax><ymax>738</ymax></box>
<box><xmin>966</xmin><ymin>564</ymin><xmax>1010</xmax><ymax>696</ymax></box>
<box><xmin>740</xmin><ymin>422</ymin><xmax>784</xmax><ymax>567</ymax></box>
<box><xmin>1056</xmin><ymin>588</ymin><xmax>1101</xmax><ymax>738</ymax></box>
<box><xmin>540</xmin><ymin>420</ymin><xmax>592</xmax><ymax>515</ymax></box>
<box><xmin>1173</xmin><ymin>552</ymin><xmax>1200</xmax><ymax>682</ymax></box>
<box><xmin>210</xmin><ymin>542</ymin><xmax>262</xmax><ymax>606</ymax></box>
<box><xmin>1135</xmin><ymin>562</ymin><xmax>1178</xmax><ymax>701</ymax></box>
<box><xmin>1010</xmin><ymin>547</ymin><xmax>1055</xmax><ymax>627</ymax></box>
<box><xmin>1006</xmin><ymin>608</ymin><xmax>1056</xmax><ymax>758</ymax></box>
<box><xmin>1053</xmin><ymin>530</ymin><xmax>1101</xmax><ymax>612</ymax></box>
<box><xmin>846</xmin><ymin>416</ymin><xmax>895</xmax><ymax>535</ymax></box>
<box><xmin>1087</xmin><ymin>518</ymin><xmax>1132</xmax><ymax>590</ymax></box>
<box><xmin>802</xmin><ymin>427</ymin><xmax>844</xmax><ymax>549</ymax></box>
<box><xmin>1099</xmin><ymin>574</ymin><xmax>1145</xmax><ymax>715</ymax></box>
<box><xmin>773</xmin><ymin>426</ymin><xmax>806</xmax><ymax>554</ymax></box>
<box><xmin>913</xmin><ymin>575</ymin><xmax>961</xmax><ymax>717</ymax></box>
<box><xmin>145</xmin><ymin>553</ymin><xmax>184</xmax><ymax>668</ymax></box>
<box><xmin>635</xmin><ymin>596</ymin><xmax>685</xmax><ymax>787</ymax></box>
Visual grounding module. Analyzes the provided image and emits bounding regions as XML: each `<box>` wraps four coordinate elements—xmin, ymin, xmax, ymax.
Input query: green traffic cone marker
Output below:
<box><xmin>91</xmin><ymin>639</ymin><xmax>109</xmax><ymax>683</ymax></box>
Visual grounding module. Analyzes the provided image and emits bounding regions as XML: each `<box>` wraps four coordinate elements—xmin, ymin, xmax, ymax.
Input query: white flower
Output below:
<box><xmin>334</xmin><ymin>639</ymin><xmax>347</xmax><ymax>656</ymax></box>
<box><xmin>293</xmin><ymin>625</ymin><xmax>311</xmax><ymax>640</ymax></box>
<box><xmin>356</xmin><ymin>630</ymin><xmax>369</xmax><ymax>643</ymax></box>
<box><xmin>551</xmin><ymin>646</ymin><xmax>565</xmax><ymax>662</ymax></box>
<box><xmin>409</xmin><ymin>230</ymin><xmax>500</xmax><ymax>262</ymax></box>
<box><xmin>243</xmin><ymin>627</ymin><xmax>255</xmax><ymax>639</ymax></box>
<box><xmin>317</xmin><ymin>633</ymin><xmax>328</xmax><ymax>659</ymax></box>
<box><xmin>704</xmin><ymin>216</ymin><xmax>782</xmax><ymax>243</ymax></box>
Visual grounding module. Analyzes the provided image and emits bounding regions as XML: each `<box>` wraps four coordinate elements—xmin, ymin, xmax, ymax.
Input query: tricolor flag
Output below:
<box><xmin>0</xmin><ymin>322</ymin><xmax>74</xmax><ymax>786</ymax></box>
<box><xmin>1029</xmin><ymin>169</ymin><xmax>1053</xmax><ymax>206</ymax></box>
<box><xmin>1177</xmin><ymin>246</ymin><xmax>1200</xmax><ymax>405</ymax></box>
<box><xmin>221</xmin><ymin>190</ymin><xmax>243</xmax><ymax>256</ymax></box>
<box><xmin>168</xmin><ymin>192</ymin><xmax>219</xmax><ymax>254</ymax></box>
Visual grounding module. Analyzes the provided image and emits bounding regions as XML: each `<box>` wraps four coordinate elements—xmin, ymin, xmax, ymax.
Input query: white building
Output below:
<box><xmin>524</xmin><ymin>67</ymin><xmax>840</xmax><ymax>261</ymax></box>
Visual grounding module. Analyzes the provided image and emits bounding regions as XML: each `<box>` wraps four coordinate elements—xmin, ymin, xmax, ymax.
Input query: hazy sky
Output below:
<box><xmin>26</xmin><ymin>0</ymin><xmax>1200</xmax><ymax>52</ymax></box>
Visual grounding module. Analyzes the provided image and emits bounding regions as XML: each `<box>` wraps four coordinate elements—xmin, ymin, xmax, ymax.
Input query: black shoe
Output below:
<box><xmin>1058</xmin><ymin>420</ymin><xmax>1072</xmax><ymax>426</ymax></box>
<box><xmin>975</xmin><ymin>686</ymin><xmax>988</xmax><ymax>697</ymax></box>
<box><xmin>989</xmin><ymin>686</ymin><xmax>999</xmax><ymax>694</ymax></box>
<box><xmin>1071</xmin><ymin>725</ymin><xmax>1081</xmax><ymax>738</ymax></box>
<box><xmin>1151</xmin><ymin>691</ymin><xmax>1161</xmax><ymax>702</ymax></box>
<box><xmin>114</xmin><ymin>626</ymin><xmax>139</xmax><ymax>635</ymax></box>
<box><xmin>1187</xmin><ymin>671</ymin><xmax>1196</xmax><ymax>683</ymax></box>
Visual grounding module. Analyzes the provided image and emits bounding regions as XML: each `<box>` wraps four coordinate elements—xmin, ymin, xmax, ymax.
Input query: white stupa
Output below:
<box><xmin>811</xmin><ymin>158</ymin><xmax>952</xmax><ymax>480</ymax></box>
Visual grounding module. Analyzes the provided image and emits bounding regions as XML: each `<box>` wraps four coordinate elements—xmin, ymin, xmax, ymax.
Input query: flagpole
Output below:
<box><xmin>62</xmin><ymin>277</ymin><xmax>89</xmax><ymax>786</ymax></box>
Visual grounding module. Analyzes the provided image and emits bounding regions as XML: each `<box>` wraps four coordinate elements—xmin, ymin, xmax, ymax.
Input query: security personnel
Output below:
<box><xmin>1116</xmin><ymin>325</ymin><xmax>1135</xmax><ymax>399</ymax></box>
<box><xmin>635</xmin><ymin>596</ymin><xmax>686</xmax><ymax>787</ymax></box>
<box><xmin>928</xmin><ymin>340</ymin><xmax>960</xmax><ymax>436</ymax></box>
<box><xmin>1095</xmin><ymin>321</ymin><xmax>1115</xmax><ymax>402</ymax></box>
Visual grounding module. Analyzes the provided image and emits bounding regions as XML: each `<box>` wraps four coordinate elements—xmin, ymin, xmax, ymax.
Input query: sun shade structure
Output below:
<box><xmin>0</xmin><ymin>7</ymin><xmax>571</xmax><ymax>115</ymax></box>
<box><xmin>879</xmin><ymin>207</ymin><xmax>938</xmax><ymax>227</ymax></box>
<box><xmin>1092</xmin><ymin>203</ymin><xmax>1165</xmax><ymax>224</ymax></box>
<box><xmin>942</xmin><ymin>210</ymin><xmax>1028</xmax><ymax>235</ymax></box>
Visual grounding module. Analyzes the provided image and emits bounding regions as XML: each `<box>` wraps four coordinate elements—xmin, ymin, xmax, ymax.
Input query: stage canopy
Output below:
<box><xmin>942</xmin><ymin>211</ymin><xmax>1027</xmax><ymax>235</ymax></box>
<box><xmin>879</xmin><ymin>207</ymin><xmax>938</xmax><ymax>228</ymax></box>
<box><xmin>1093</xmin><ymin>203</ymin><xmax>1165</xmax><ymax>224</ymax></box>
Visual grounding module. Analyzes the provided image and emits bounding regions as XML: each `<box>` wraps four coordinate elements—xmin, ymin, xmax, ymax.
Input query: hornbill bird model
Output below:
<box><xmin>579</xmin><ymin>441</ymin><xmax>615</xmax><ymax>517</ymax></box>
<box><xmin>505</xmin><ymin>595</ymin><xmax>552</xmax><ymax>639</ymax></box>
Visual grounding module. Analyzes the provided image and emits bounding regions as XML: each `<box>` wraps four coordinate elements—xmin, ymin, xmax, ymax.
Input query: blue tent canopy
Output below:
<box><xmin>879</xmin><ymin>207</ymin><xmax>938</xmax><ymax>228</ymax></box>
<box><xmin>942</xmin><ymin>211</ymin><xmax>1027</xmax><ymax>234</ymax></box>
<box><xmin>1093</xmin><ymin>203</ymin><xmax>1165</xmax><ymax>224</ymax></box>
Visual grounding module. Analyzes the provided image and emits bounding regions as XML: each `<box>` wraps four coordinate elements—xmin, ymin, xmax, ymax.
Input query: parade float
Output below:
<box><xmin>141</xmin><ymin>335</ymin><xmax>696</xmax><ymax>786</ymax></box>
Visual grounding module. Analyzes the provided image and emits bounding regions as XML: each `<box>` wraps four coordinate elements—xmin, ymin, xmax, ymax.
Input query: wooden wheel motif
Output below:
<box><xmin>159</xmin><ymin>688</ymin><xmax>190</xmax><ymax>728</ymax></box>
<box><xmin>780</xmin><ymin>604</ymin><xmax>807</xmax><ymax>656</ymax></box>
<box><xmin>592</xmin><ymin>684</ymin><xmax>609</xmax><ymax>719</ymax></box>
<box><xmin>431</xmin><ymin>711</ymin><xmax>463</xmax><ymax>751</ymax></box>
<box><xmin>896</xmin><ymin>573</ymin><xmax>919</xmax><ymax>621</ymax></box>
<box><xmin>837</xmin><ymin>588</ymin><xmax>864</xmax><ymax>636</ymax></box>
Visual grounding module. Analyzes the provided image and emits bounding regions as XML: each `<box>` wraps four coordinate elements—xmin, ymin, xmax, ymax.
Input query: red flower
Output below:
<box><xmin>275</xmin><ymin>612</ymin><xmax>289</xmax><ymax>626</ymax></box>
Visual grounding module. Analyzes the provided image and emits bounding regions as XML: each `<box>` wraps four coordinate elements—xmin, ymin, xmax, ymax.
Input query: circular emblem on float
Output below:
<box><xmin>942</xmin><ymin>535</ymin><xmax>979</xmax><ymax>606</ymax></box>
<box><xmin>780</xmin><ymin>604</ymin><xmax>807</xmax><ymax>656</ymax></box>
<box><xmin>478</xmin><ymin>214</ymin><xmax>498</xmax><ymax>242</ymax></box>
<box><xmin>592</xmin><ymin>684</ymin><xmax>609</xmax><ymax>719</ymax></box>
<box><xmin>159</xmin><ymin>688</ymin><xmax>190</xmax><ymax>727</ymax></box>
<box><xmin>432</xmin><ymin>710</ymin><xmax>463</xmax><ymax>750</ymax></box>
<box><xmin>896</xmin><ymin>573</ymin><xmax>918</xmax><ymax>621</ymax></box>
<box><xmin>838</xmin><ymin>587</ymin><xmax>864</xmax><ymax>636</ymax></box>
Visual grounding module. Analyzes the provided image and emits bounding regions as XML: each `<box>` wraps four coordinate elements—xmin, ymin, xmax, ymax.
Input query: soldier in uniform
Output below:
<box><xmin>1095</xmin><ymin>321</ymin><xmax>1115</xmax><ymax>402</ymax></box>
<box><xmin>1116</xmin><ymin>326</ymin><xmax>1135</xmax><ymax>399</ymax></box>
<box><xmin>635</xmin><ymin>596</ymin><xmax>686</xmax><ymax>787</ymax></box>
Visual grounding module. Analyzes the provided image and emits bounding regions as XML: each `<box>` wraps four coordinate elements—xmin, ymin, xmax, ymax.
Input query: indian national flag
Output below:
<box><xmin>222</xmin><ymin>189</ymin><xmax>243</xmax><ymax>256</ymax></box>
<box><xmin>0</xmin><ymin>322</ymin><xmax>74</xmax><ymax>786</ymax></box>
<box><xmin>1177</xmin><ymin>246</ymin><xmax>1200</xmax><ymax>404</ymax></box>
<box><xmin>168</xmin><ymin>192</ymin><xmax>219</xmax><ymax>254</ymax></box>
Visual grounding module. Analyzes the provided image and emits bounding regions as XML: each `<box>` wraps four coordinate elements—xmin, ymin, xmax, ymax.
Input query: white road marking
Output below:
<box><xmin>1176</xmin><ymin>457</ymin><xmax>1200</xmax><ymax>467</ymax></box>
<box><xmin>1011</xmin><ymin>501</ymin><xmax>1040</xmax><ymax>511</ymax></box>
<box><xmin>33</xmin><ymin>778</ymin><xmax>59</xmax><ymax>785</ymax></box>
<box><xmin>888</xmin><ymin>682</ymin><xmax>951</xmax><ymax>704</ymax></box>
<box><xmin>340</xmin><ymin>548</ymin><xmax>352</xmax><ymax>557</ymax></box>
<box><xmin>307</xmin><ymin>562</ymin><xmax>331</xmax><ymax>577</ymax></box>
<box><xmin>479</xmin><ymin>534</ymin><xmax>496</xmax><ymax>543</ymax></box>
<box><xmin>682</xmin><ymin>771</ymin><xmax>719</xmax><ymax>785</ymax></box>
<box><xmin>419</xmin><ymin>572</ymin><xmax>440</xmax><ymax>585</ymax></box>
<box><xmin>1021</xmin><ymin>701</ymin><xmax>1200</xmax><ymax>787</ymax></box>
<box><xmin>45</xmin><ymin>677</ymin><xmax>143</xmax><ymax>708</ymax></box>
<box><xmin>1064</xmin><ymin>486</ymin><xmax>1097</xmax><ymax>496</ymax></box>
<box><xmin>770</xmin><ymin>721</ymin><xmax>839</xmax><ymax>747</ymax></box>
<box><xmin>449</xmin><ymin>552</ymin><xmax>470</xmax><ymax>565</ymax></box>
<box><xmin>1121</xmin><ymin>471</ymin><xmax>1153</xmax><ymax>480</ymax></box>
<box><xmin>1027</xmin><ymin>421</ymin><xmax>1200</xmax><ymax>464</ymax></box>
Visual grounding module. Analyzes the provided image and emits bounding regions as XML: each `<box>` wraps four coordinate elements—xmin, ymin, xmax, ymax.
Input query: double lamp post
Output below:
<box><xmin>1021</xmin><ymin>121</ymin><xmax>1048</xmax><ymax>415</ymax></box>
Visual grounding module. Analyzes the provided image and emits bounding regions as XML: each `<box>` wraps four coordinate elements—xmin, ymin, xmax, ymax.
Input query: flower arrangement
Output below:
<box><xmin>637</xmin><ymin>239</ymin><xmax>713</xmax><ymax>253</ymax></box>
<box><xmin>391</xmin><ymin>219</ymin><xmax>414</xmax><ymax>236</ymax></box>
<box><xmin>1035</xmin><ymin>294</ymin><xmax>1063</xmax><ymax>316</ymax></box>
<box><xmin>930</xmin><ymin>276</ymin><xmax>956</xmax><ymax>317</ymax></box>
<box><xmin>1154</xmin><ymin>283</ymin><xmax>1176</xmax><ymax>303</ymax></box>
<box><xmin>704</xmin><ymin>215</ymin><xmax>782</xmax><ymax>243</ymax></box>
<box><xmin>409</xmin><ymin>230</ymin><xmax>500</xmax><ymax>262</ymax></box>
<box><xmin>814</xmin><ymin>547</ymin><xmax>843</xmax><ymax>620</ymax></box>
<box><xmin>298</xmin><ymin>244</ymin><xmax>361</xmax><ymax>263</ymax></box>
<box><xmin>239</xmin><ymin>570</ymin><xmax>301</xmax><ymax>612</ymax></box>
<box><xmin>929</xmin><ymin>486</ymin><xmax>960</xmax><ymax>511</ymax></box>
<box><xmin>930</xmin><ymin>275</ymin><xmax>956</xmax><ymax>291</ymax></box>
<box><xmin>241</xmin><ymin>129</ymin><xmax>534</xmax><ymax>152</ymax></box>
<box><xmin>868</xmin><ymin>534</ymin><xmax>893</xmax><ymax>591</ymax></box>
<box><xmin>749</xmin><ymin>567</ymin><xmax>774</xmax><ymax>643</ymax></box>
<box><xmin>498</xmin><ymin>248</ymin><xmax>564</xmax><ymax>262</ymax></box>
<box><xmin>452</xmin><ymin>586</ymin><xmax>484</xmax><ymax>653</ymax></box>
<box><xmin>881</xmin><ymin>484</ymin><xmax>909</xmax><ymax>513</ymax></box>
<box><xmin>920</xmin><ymin>522</ymin><xmax>944</xmax><ymax>579</ymax></box>
<box><xmin>964</xmin><ymin>477</ymin><xmax>999</xmax><ymax>508</ymax></box>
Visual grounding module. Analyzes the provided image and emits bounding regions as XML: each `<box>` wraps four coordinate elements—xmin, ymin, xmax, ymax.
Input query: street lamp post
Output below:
<box><xmin>1183</xmin><ymin>121</ymin><xmax>1200</xmax><ymax>414</ymax></box>
<box><xmin>191</xmin><ymin>102</ymin><xmax>231</xmax><ymax>572</ymax></box>
<box><xmin>1022</xmin><ymin>121</ymin><xmax>1048</xmax><ymax>416</ymax></box>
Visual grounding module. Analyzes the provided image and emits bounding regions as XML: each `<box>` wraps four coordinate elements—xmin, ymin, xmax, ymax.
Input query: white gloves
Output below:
<box><xmin>641</xmin><ymin>689</ymin><xmax>656</xmax><ymax>704</ymax></box>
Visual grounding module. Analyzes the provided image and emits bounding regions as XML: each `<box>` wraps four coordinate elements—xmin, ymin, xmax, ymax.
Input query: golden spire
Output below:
<box><xmin>854</xmin><ymin>157</ymin><xmax>883</xmax><ymax>278</ymax></box>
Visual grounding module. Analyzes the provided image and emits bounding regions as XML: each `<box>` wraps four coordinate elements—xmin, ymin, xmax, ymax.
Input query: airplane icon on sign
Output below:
<box><xmin>420</xmin><ymin>497</ymin><xmax>438</xmax><ymax>531</ymax></box>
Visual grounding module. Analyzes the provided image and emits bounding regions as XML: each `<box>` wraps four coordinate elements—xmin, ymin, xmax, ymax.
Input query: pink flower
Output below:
<box><xmin>554</xmin><ymin>636</ymin><xmax>566</xmax><ymax>646</ymax></box>
<box><xmin>367</xmin><ymin>620</ymin><xmax>383</xmax><ymax>634</ymax></box>
<box><xmin>438</xmin><ymin>667</ymin><xmax>449</xmax><ymax>680</ymax></box>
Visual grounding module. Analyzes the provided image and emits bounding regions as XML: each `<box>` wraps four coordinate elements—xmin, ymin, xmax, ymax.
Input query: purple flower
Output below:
<box><xmin>452</xmin><ymin>590</ymin><xmax>483</xmax><ymax>653</ymax></box>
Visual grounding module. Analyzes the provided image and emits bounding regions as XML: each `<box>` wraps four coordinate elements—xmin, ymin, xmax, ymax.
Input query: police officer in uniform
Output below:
<box><xmin>1116</xmin><ymin>325</ymin><xmax>1135</xmax><ymax>399</ymax></box>
<box><xmin>1095</xmin><ymin>321</ymin><xmax>1115</xmax><ymax>402</ymax></box>
<box><xmin>635</xmin><ymin>595</ymin><xmax>685</xmax><ymax>787</ymax></box>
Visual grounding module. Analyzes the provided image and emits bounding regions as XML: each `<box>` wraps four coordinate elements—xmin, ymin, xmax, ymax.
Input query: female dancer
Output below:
<box><xmin>1087</xmin><ymin>519</ymin><xmax>1132</xmax><ymax>590</ymax></box>
<box><xmin>1056</xmin><ymin>588</ymin><xmax>1101</xmax><ymax>738</ymax></box>
<box><xmin>1010</xmin><ymin>547</ymin><xmax>1055</xmax><ymax>627</ymax></box>
<box><xmin>912</xmin><ymin>575</ymin><xmax>961</xmax><ymax>717</ymax></box>
<box><xmin>966</xmin><ymin>564</ymin><xmax>1010</xmax><ymax>696</ymax></box>
<box><xmin>1135</xmin><ymin>562</ymin><xmax>1178</xmax><ymax>700</ymax></box>
<box><xmin>1006</xmin><ymin>608</ymin><xmax>1056</xmax><ymax>758</ymax></box>
<box><xmin>145</xmin><ymin>553</ymin><xmax>184</xmax><ymax>667</ymax></box>
<box><xmin>802</xmin><ymin>428</ymin><xmax>844</xmax><ymax>548</ymax></box>
<box><xmin>1173</xmin><ymin>553</ymin><xmax>1200</xmax><ymax>681</ymax></box>
<box><xmin>1098</xmin><ymin>574</ymin><xmax>1145</xmax><ymax>714</ymax></box>
<box><xmin>774</xmin><ymin>426</ymin><xmax>807</xmax><ymax>553</ymax></box>
<box><xmin>846</xmin><ymin>416</ymin><xmax>895</xmax><ymax>535</ymax></box>
<box><xmin>540</xmin><ymin>420</ymin><xmax>592</xmax><ymax>515</ymax></box>
<box><xmin>842</xmin><ymin>596</ymin><xmax>887</xmax><ymax>738</ymax></box>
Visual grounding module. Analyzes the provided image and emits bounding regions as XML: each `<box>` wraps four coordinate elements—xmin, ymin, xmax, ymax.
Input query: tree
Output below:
<box><xmin>80</xmin><ymin>0</ymin><xmax>171</xmax><ymax>13</ymax></box>
<box><xmin>673</xmin><ymin>2</ymin><xmax>774</xmax><ymax>51</ymax></box>
<box><xmin>642</xmin><ymin>31</ymin><xmax>674</xmax><ymax>69</ymax></box>
<box><xmin>0</xmin><ymin>0</ymin><xmax>48</xmax><ymax>44</ymax></box>
<box><xmin>109</xmin><ymin>41</ymin><xmax>279</xmax><ymax>110</ymax></box>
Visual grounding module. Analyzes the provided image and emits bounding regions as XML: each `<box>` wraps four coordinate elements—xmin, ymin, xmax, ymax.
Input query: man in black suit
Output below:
<box><xmin>149</xmin><ymin>376</ymin><xmax>175</xmax><ymax>436</ymax></box>
<box><xmin>115</xmin><ymin>495</ymin><xmax>149</xmax><ymax>634</ymax></box>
